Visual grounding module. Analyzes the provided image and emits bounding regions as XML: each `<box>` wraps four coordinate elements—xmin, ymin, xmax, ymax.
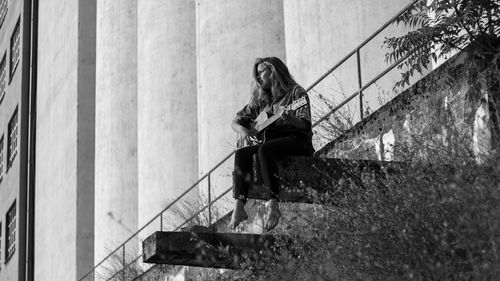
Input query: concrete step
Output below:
<box><xmin>247</xmin><ymin>156</ymin><xmax>405</xmax><ymax>202</ymax></box>
<box><xmin>142</xmin><ymin>231</ymin><xmax>284</xmax><ymax>269</ymax></box>
<box><xmin>142</xmin><ymin>157</ymin><xmax>408</xmax><ymax>269</ymax></box>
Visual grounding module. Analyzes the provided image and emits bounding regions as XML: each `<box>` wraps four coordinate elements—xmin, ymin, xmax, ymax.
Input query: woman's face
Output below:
<box><xmin>256</xmin><ymin>63</ymin><xmax>272</xmax><ymax>90</ymax></box>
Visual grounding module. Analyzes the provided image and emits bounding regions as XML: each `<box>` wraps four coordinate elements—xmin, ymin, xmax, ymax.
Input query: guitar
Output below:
<box><xmin>251</xmin><ymin>96</ymin><xmax>308</xmax><ymax>139</ymax></box>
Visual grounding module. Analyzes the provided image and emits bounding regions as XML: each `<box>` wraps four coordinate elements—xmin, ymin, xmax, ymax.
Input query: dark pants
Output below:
<box><xmin>233</xmin><ymin>135</ymin><xmax>312</xmax><ymax>202</ymax></box>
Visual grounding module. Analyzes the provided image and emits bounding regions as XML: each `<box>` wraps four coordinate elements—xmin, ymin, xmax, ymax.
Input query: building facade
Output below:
<box><xmin>0</xmin><ymin>0</ymin><xmax>411</xmax><ymax>280</ymax></box>
<box><xmin>0</xmin><ymin>0</ymin><xmax>32</xmax><ymax>280</ymax></box>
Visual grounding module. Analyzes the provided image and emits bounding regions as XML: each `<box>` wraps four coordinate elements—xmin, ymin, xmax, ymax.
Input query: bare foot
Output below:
<box><xmin>264</xmin><ymin>199</ymin><xmax>281</xmax><ymax>232</ymax></box>
<box><xmin>229</xmin><ymin>199</ymin><xmax>248</xmax><ymax>230</ymax></box>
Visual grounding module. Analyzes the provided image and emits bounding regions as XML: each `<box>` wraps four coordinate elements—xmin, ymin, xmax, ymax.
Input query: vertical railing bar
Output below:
<box><xmin>356</xmin><ymin>49</ymin><xmax>364</xmax><ymax>120</ymax></box>
<box><xmin>208</xmin><ymin>173</ymin><xmax>212</xmax><ymax>226</ymax></box>
<box><xmin>122</xmin><ymin>245</ymin><xmax>126</xmax><ymax>280</ymax></box>
<box><xmin>160</xmin><ymin>212</ymin><xmax>163</xmax><ymax>231</ymax></box>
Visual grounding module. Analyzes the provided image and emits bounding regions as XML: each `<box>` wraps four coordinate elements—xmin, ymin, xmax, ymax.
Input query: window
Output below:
<box><xmin>0</xmin><ymin>135</ymin><xmax>4</xmax><ymax>182</ymax></box>
<box><xmin>10</xmin><ymin>17</ymin><xmax>20</xmax><ymax>81</ymax></box>
<box><xmin>0</xmin><ymin>0</ymin><xmax>7</xmax><ymax>29</ymax></box>
<box><xmin>7</xmin><ymin>107</ymin><xmax>17</xmax><ymax>169</ymax></box>
<box><xmin>0</xmin><ymin>53</ymin><xmax>5</xmax><ymax>104</ymax></box>
<box><xmin>5</xmin><ymin>201</ymin><xmax>15</xmax><ymax>263</ymax></box>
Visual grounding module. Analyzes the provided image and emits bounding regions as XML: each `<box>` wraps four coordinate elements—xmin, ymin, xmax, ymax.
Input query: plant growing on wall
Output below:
<box><xmin>384</xmin><ymin>0</ymin><xmax>500</xmax><ymax>149</ymax></box>
<box><xmin>384</xmin><ymin>0</ymin><xmax>499</xmax><ymax>88</ymax></box>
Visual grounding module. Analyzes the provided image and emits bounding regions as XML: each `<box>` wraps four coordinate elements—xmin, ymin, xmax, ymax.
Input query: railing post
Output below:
<box><xmin>356</xmin><ymin>49</ymin><xmax>364</xmax><ymax>120</ymax></box>
<box><xmin>160</xmin><ymin>212</ymin><xmax>163</xmax><ymax>231</ymax></box>
<box><xmin>208</xmin><ymin>173</ymin><xmax>212</xmax><ymax>226</ymax></box>
<box><xmin>122</xmin><ymin>245</ymin><xmax>126</xmax><ymax>280</ymax></box>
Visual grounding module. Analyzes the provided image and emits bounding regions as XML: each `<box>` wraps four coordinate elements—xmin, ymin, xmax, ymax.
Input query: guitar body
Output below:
<box><xmin>251</xmin><ymin>111</ymin><xmax>278</xmax><ymax>142</ymax></box>
<box><xmin>253</xmin><ymin>111</ymin><xmax>272</xmax><ymax>132</ymax></box>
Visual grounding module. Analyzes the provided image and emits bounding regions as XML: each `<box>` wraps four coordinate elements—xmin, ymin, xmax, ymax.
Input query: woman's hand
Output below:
<box><xmin>240</xmin><ymin>127</ymin><xmax>258</xmax><ymax>145</ymax></box>
<box><xmin>232</xmin><ymin>120</ymin><xmax>258</xmax><ymax>145</ymax></box>
<box><xmin>279</xmin><ymin>110</ymin><xmax>309</xmax><ymax>130</ymax></box>
<box><xmin>280</xmin><ymin>110</ymin><xmax>293</xmax><ymax>122</ymax></box>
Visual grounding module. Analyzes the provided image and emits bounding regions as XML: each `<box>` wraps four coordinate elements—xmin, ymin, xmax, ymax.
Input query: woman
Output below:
<box><xmin>230</xmin><ymin>57</ymin><xmax>314</xmax><ymax>231</ymax></box>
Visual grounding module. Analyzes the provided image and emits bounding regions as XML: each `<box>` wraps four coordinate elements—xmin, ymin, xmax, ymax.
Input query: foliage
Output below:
<box><xmin>238</xmin><ymin>150</ymin><xmax>500</xmax><ymax>281</ymax></box>
<box><xmin>384</xmin><ymin>0</ymin><xmax>500</xmax><ymax>88</ymax></box>
<box><xmin>94</xmin><ymin>253</ymin><xmax>145</xmax><ymax>281</ymax></box>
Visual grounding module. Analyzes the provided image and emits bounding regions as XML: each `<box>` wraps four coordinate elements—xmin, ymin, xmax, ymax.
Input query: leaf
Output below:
<box><xmin>385</xmin><ymin>0</ymin><xmax>500</xmax><ymax>88</ymax></box>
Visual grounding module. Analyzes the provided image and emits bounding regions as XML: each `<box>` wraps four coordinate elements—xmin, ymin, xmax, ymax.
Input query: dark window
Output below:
<box><xmin>5</xmin><ymin>201</ymin><xmax>15</xmax><ymax>263</ymax></box>
<box><xmin>0</xmin><ymin>0</ymin><xmax>7</xmax><ymax>29</ymax></box>
<box><xmin>0</xmin><ymin>53</ymin><xmax>5</xmax><ymax>104</ymax></box>
<box><xmin>0</xmin><ymin>135</ymin><xmax>4</xmax><ymax>182</ymax></box>
<box><xmin>10</xmin><ymin>17</ymin><xmax>20</xmax><ymax>81</ymax></box>
<box><xmin>7</xmin><ymin>107</ymin><xmax>17</xmax><ymax>169</ymax></box>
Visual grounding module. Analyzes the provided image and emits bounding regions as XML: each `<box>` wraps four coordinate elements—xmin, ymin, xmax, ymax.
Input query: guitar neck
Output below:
<box><xmin>253</xmin><ymin>96</ymin><xmax>307</xmax><ymax>134</ymax></box>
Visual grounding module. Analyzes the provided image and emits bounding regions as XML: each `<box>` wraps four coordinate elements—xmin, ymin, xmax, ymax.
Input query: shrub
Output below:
<box><xmin>236</xmin><ymin>124</ymin><xmax>500</xmax><ymax>281</ymax></box>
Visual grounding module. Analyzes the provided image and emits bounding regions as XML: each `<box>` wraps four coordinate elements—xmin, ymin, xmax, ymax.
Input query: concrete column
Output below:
<box><xmin>137</xmin><ymin>0</ymin><xmax>199</xmax><ymax>230</ymax></box>
<box><xmin>284</xmin><ymin>0</ymin><xmax>413</xmax><ymax>147</ymax></box>
<box><xmin>36</xmin><ymin>0</ymin><xmax>95</xmax><ymax>280</ymax></box>
<box><xmin>196</xmin><ymin>0</ymin><xmax>286</xmax><ymax>214</ymax></box>
<box><xmin>95</xmin><ymin>0</ymin><xmax>138</xmax><ymax>263</ymax></box>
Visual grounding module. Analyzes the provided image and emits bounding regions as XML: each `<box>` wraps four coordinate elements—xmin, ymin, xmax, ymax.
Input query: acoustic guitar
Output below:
<box><xmin>237</xmin><ymin>96</ymin><xmax>308</xmax><ymax>147</ymax></box>
<box><xmin>251</xmin><ymin>96</ymin><xmax>308</xmax><ymax>139</ymax></box>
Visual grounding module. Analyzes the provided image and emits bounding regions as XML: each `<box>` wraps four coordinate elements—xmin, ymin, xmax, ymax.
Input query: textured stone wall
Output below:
<box><xmin>316</xmin><ymin>51</ymin><xmax>497</xmax><ymax>163</ymax></box>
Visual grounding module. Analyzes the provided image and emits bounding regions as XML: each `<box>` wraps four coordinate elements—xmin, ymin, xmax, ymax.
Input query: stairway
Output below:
<box><xmin>142</xmin><ymin>156</ymin><xmax>407</xmax><ymax>267</ymax></box>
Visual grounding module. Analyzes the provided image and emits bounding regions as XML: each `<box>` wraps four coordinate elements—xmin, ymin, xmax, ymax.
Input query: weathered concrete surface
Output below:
<box><xmin>36</xmin><ymin>0</ymin><xmax>96</xmax><ymax>280</ymax></box>
<box><xmin>315</xmin><ymin>51</ymin><xmax>498</xmax><ymax>163</ymax></box>
<box><xmin>196</xmin><ymin>0</ymin><xmax>286</xmax><ymax>213</ymax></box>
<box><xmin>143</xmin><ymin>231</ymin><xmax>281</xmax><ymax>269</ymax></box>
<box><xmin>95</xmin><ymin>0</ymin><xmax>138</xmax><ymax>262</ymax></box>
<box><xmin>137</xmin><ymin>0</ymin><xmax>199</xmax><ymax>231</ymax></box>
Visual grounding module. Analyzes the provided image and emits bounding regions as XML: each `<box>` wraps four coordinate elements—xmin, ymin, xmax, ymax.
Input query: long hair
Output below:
<box><xmin>249</xmin><ymin>57</ymin><xmax>297</xmax><ymax>109</ymax></box>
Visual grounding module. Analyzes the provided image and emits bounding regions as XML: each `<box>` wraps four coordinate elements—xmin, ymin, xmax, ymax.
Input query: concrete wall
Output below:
<box><xmin>196</xmin><ymin>0</ymin><xmax>286</xmax><ymax>215</ymax></box>
<box><xmin>36</xmin><ymin>0</ymin><xmax>95</xmax><ymax>280</ymax></box>
<box><xmin>316</xmin><ymin>51</ymin><xmax>494</xmax><ymax>164</ymax></box>
<box><xmin>137</xmin><ymin>0</ymin><xmax>199</xmax><ymax>230</ymax></box>
<box><xmin>95</xmin><ymin>0</ymin><xmax>138</xmax><ymax>262</ymax></box>
<box><xmin>284</xmin><ymin>0</ymin><xmax>413</xmax><ymax>149</ymax></box>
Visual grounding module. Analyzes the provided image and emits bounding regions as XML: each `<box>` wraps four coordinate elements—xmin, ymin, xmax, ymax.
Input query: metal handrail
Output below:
<box><xmin>312</xmin><ymin>51</ymin><xmax>412</xmax><ymax>128</ymax></box>
<box><xmin>104</xmin><ymin>187</ymin><xmax>233</xmax><ymax>281</ymax></box>
<box><xmin>305</xmin><ymin>0</ymin><xmax>419</xmax><ymax>92</ymax></box>
<box><xmin>79</xmin><ymin>152</ymin><xmax>235</xmax><ymax>280</ymax></box>
<box><xmin>79</xmin><ymin>1</ymin><xmax>423</xmax><ymax>280</ymax></box>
